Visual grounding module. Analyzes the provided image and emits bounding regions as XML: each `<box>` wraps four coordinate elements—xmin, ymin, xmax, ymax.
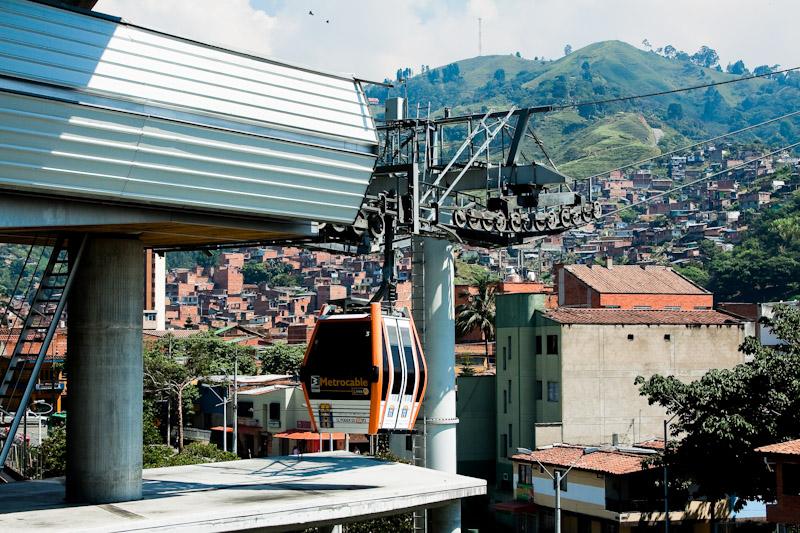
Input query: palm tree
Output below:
<box><xmin>455</xmin><ymin>270</ymin><xmax>496</xmax><ymax>359</ymax></box>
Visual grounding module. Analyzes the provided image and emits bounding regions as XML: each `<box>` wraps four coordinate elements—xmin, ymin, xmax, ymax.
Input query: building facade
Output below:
<box><xmin>495</xmin><ymin>293</ymin><xmax>749</xmax><ymax>485</ymax></box>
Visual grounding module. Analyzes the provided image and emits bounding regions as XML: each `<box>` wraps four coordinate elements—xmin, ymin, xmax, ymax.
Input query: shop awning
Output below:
<box><xmin>273</xmin><ymin>431</ymin><xmax>345</xmax><ymax>441</ymax></box>
<box><xmin>210</xmin><ymin>426</ymin><xmax>233</xmax><ymax>433</ymax></box>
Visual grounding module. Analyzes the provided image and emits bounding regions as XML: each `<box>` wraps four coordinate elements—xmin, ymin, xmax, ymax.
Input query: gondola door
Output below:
<box><xmin>380</xmin><ymin>317</ymin><xmax>404</xmax><ymax>430</ymax></box>
<box><xmin>395</xmin><ymin>319</ymin><xmax>417</xmax><ymax>430</ymax></box>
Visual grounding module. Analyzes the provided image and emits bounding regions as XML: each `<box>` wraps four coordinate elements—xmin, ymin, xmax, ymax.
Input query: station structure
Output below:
<box><xmin>0</xmin><ymin>0</ymin><xmax>588</xmax><ymax>530</ymax></box>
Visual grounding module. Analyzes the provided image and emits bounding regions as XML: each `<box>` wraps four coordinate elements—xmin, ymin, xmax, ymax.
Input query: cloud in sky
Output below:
<box><xmin>96</xmin><ymin>0</ymin><xmax>799</xmax><ymax>81</ymax></box>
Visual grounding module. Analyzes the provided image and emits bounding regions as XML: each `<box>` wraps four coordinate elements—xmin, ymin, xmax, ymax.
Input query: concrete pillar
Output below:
<box><xmin>413</xmin><ymin>237</ymin><xmax>461</xmax><ymax>533</ymax></box>
<box><xmin>67</xmin><ymin>236</ymin><xmax>144</xmax><ymax>503</ymax></box>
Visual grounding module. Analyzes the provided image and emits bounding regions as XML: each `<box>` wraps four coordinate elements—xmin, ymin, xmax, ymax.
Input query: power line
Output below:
<box><xmin>578</xmin><ymin>109</ymin><xmax>800</xmax><ymax>182</ymax></box>
<box><xmin>600</xmin><ymin>141</ymin><xmax>800</xmax><ymax>219</ymax></box>
<box><xmin>547</xmin><ymin>65</ymin><xmax>800</xmax><ymax>112</ymax></box>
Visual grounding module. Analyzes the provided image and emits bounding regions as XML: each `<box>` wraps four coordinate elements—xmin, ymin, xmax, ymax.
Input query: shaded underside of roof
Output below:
<box><xmin>565</xmin><ymin>264</ymin><xmax>710</xmax><ymax>295</ymax></box>
<box><xmin>512</xmin><ymin>446</ymin><xmax>651</xmax><ymax>476</ymax></box>
<box><xmin>543</xmin><ymin>308</ymin><xmax>741</xmax><ymax>326</ymax></box>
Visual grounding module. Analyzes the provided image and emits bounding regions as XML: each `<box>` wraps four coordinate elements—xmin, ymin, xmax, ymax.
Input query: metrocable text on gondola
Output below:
<box><xmin>311</xmin><ymin>376</ymin><xmax>370</xmax><ymax>394</ymax></box>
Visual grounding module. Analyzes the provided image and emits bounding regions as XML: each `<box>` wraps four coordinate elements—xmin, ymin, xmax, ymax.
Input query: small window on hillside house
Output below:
<box><xmin>546</xmin><ymin>335</ymin><xmax>559</xmax><ymax>354</ymax></box>
<box><xmin>627</xmin><ymin>334</ymin><xmax>634</xmax><ymax>340</ymax></box>
<box><xmin>664</xmin><ymin>334</ymin><xmax>671</xmax><ymax>341</ymax></box>
<box><xmin>535</xmin><ymin>335</ymin><xmax>543</xmax><ymax>355</ymax></box>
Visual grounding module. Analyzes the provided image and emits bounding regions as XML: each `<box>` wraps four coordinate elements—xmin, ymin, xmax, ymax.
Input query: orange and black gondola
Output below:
<box><xmin>299</xmin><ymin>302</ymin><xmax>427</xmax><ymax>435</ymax></box>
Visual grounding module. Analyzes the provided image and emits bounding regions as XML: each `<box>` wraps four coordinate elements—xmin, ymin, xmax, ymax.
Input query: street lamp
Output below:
<box><xmin>527</xmin><ymin>447</ymin><xmax>598</xmax><ymax>533</ymax></box>
<box><xmin>27</xmin><ymin>400</ymin><xmax>53</xmax><ymax>446</ymax></box>
<box><xmin>202</xmin><ymin>384</ymin><xmax>230</xmax><ymax>453</ymax></box>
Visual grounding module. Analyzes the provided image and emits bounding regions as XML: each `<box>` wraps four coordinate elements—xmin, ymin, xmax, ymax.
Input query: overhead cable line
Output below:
<box><xmin>578</xmin><ymin>108</ymin><xmax>800</xmax><ymax>182</ymax></box>
<box><xmin>600</xmin><ymin>141</ymin><xmax>800</xmax><ymax>219</ymax></box>
<box><xmin>546</xmin><ymin>66</ymin><xmax>800</xmax><ymax>112</ymax></box>
<box><xmin>458</xmin><ymin>66</ymin><xmax>800</xmax><ymax>121</ymax></box>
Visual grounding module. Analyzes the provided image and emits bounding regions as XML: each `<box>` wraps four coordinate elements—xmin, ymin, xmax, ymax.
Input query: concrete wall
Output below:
<box><xmin>456</xmin><ymin>374</ymin><xmax>495</xmax><ymax>480</ymax></box>
<box><xmin>557</xmin><ymin>322</ymin><xmax>747</xmax><ymax>446</ymax></box>
<box><xmin>495</xmin><ymin>293</ymin><xmax>550</xmax><ymax>485</ymax></box>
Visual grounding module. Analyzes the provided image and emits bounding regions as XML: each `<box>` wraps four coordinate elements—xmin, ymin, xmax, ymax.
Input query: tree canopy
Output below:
<box><xmin>143</xmin><ymin>333</ymin><xmax>256</xmax><ymax>450</ymax></box>
<box><xmin>636</xmin><ymin>304</ymin><xmax>800</xmax><ymax>508</ymax></box>
<box><xmin>455</xmin><ymin>270</ymin><xmax>496</xmax><ymax>357</ymax></box>
<box><xmin>259</xmin><ymin>343</ymin><xmax>306</xmax><ymax>375</ymax></box>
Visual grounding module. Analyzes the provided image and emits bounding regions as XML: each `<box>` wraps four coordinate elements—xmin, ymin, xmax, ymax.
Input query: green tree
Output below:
<box><xmin>143</xmin><ymin>333</ymin><xmax>256</xmax><ymax>451</ymax></box>
<box><xmin>635</xmin><ymin>305</ymin><xmax>800</xmax><ymax>509</ymax></box>
<box><xmin>259</xmin><ymin>343</ymin><xmax>306</xmax><ymax>375</ymax></box>
<box><xmin>455</xmin><ymin>271</ymin><xmax>496</xmax><ymax>357</ymax></box>
<box><xmin>39</xmin><ymin>425</ymin><xmax>67</xmax><ymax>477</ymax></box>
<box><xmin>493</xmin><ymin>68</ymin><xmax>506</xmax><ymax>82</ymax></box>
<box><xmin>675</xmin><ymin>264</ymin><xmax>710</xmax><ymax>287</ymax></box>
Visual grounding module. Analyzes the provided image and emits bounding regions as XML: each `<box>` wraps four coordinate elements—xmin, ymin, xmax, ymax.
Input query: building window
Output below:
<box><xmin>546</xmin><ymin>335</ymin><xmax>559</xmax><ymax>355</ymax></box>
<box><xmin>508</xmin><ymin>336</ymin><xmax>512</xmax><ymax>360</ymax></box>
<box><xmin>503</xmin><ymin>352</ymin><xmax>507</xmax><ymax>371</ymax></box>
<box><xmin>238</xmin><ymin>401</ymin><xmax>254</xmax><ymax>418</ymax></box>
<box><xmin>269</xmin><ymin>402</ymin><xmax>280</xmax><ymax>422</ymax></box>
<box><xmin>535</xmin><ymin>335</ymin><xmax>543</xmax><ymax>355</ymax></box>
<box><xmin>784</xmin><ymin>463</ymin><xmax>800</xmax><ymax>496</ymax></box>
<box><xmin>536</xmin><ymin>380</ymin><xmax>543</xmax><ymax>400</ymax></box>
<box><xmin>664</xmin><ymin>306</ymin><xmax>681</xmax><ymax>311</ymax></box>
<box><xmin>519</xmin><ymin>464</ymin><xmax>532</xmax><ymax>485</ymax></box>
<box><xmin>627</xmin><ymin>334</ymin><xmax>634</xmax><ymax>340</ymax></box>
<box><xmin>503</xmin><ymin>390</ymin><xmax>507</xmax><ymax>414</ymax></box>
<box><xmin>664</xmin><ymin>334</ymin><xmax>671</xmax><ymax>341</ymax></box>
<box><xmin>508</xmin><ymin>380</ymin><xmax>512</xmax><ymax>403</ymax></box>
<box><xmin>547</xmin><ymin>382</ymin><xmax>560</xmax><ymax>402</ymax></box>
<box><xmin>633</xmin><ymin>305</ymin><xmax>651</xmax><ymax>310</ymax></box>
<box><xmin>509</xmin><ymin>423</ymin><xmax>513</xmax><ymax>447</ymax></box>
<box><xmin>694</xmin><ymin>306</ymin><xmax>711</xmax><ymax>310</ymax></box>
<box><xmin>501</xmin><ymin>434</ymin><xmax>508</xmax><ymax>454</ymax></box>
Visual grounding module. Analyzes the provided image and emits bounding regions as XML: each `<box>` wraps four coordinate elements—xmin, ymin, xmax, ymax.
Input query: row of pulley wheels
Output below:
<box><xmin>452</xmin><ymin>201</ymin><xmax>602</xmax><ymax>234</ymax></box>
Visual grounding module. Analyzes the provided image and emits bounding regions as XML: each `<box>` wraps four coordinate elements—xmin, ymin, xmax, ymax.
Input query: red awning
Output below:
<box><xmin>273</xmin><ymin>431</ymin><xmax>345</xmax><ymax>441</ymax></box>
<box><xmin>494</xmin><ymin>501</ymin><xmax>537</xmax><ymax>513</ymax></box>
<box><xmin>210</xmin><ymin>426</ymin><xmax>233</xmax><ymax>433</ymax></box>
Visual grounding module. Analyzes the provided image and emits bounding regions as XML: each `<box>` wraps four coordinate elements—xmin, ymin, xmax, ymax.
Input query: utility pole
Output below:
<box><xmin>478</xmin><ymin>18</ymin><xmax>482</xmax><ymax>56</ymax></box>
<box><xmin>554</xmin><ymin>469</ymin><xmax>562</xmax><ymax>533</ymax></box>
<box><xmin>222</xmin><ymin>387</ymin><xmax>228</xmax><ymax>453</ymax></box>
<box><xmin>232</xmin><ymin>354</ymin><xmax>238</xmax><ymax>456</ymax></box>
<box><xmin>664</xmin><ymin>419</ymin><xmax>670</xmax><ymax>533</ymax></box>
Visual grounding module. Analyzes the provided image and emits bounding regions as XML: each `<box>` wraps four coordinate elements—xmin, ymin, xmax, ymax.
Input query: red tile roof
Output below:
<box><xmin>564</xmin><ymin>264</ymin><xmax>709</xmax><ymax>294</ymax></box>
<box><xmin>756</xmin><ymin>439</ymin><xmax>800</xmax><ymax>456</ymax></box>
<box><xmin>635</xmin><ymin>440</ymin><xmax>666</xmax><ymax>450</ymax></box>
<box><xmin>512</xmin><ymin>445</ymin><xmax>652</xmax><ymax>476</ymax></box>
<box><xmin>543</xmin><ymin>308</ymin><xmax>741</xmax><ymax>325</ymax></box>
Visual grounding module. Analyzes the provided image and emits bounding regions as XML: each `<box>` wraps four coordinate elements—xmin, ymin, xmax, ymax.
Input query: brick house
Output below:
<box><xmin>757</xmin><ymin>440</ymin><xmax>800</xmax><ymax>525</ymax></box>
<box><xmin>554</xmin><ymin>261</ymin><xmax>713</xmax><ymax>310</ymax></box>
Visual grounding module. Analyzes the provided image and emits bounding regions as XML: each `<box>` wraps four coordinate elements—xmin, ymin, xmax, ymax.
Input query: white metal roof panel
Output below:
<box><xmin>0</xmin><ymin>0</ymin><xmax>377</xmax><ymax>145</ymax></box>
<box><xmin>0</xmin><ymin>0</ymin><xmax>378</xmax><ymax>224</ymax></box>
<box><xmin>0</xmin><ymin>90</ymin><xmax>374</xmax><ymax>223</ymax></box>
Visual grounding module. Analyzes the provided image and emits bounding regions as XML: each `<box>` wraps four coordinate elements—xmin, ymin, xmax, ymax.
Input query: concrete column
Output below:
<box><xmin>67</xmin><ymin>236</ymin><xmax>144</xmax><ymax>503</ymax></box>
<box><xmin>413</xmin><ymin>237</ymin><xmax>461</xmax><ymax>533</ymax></box>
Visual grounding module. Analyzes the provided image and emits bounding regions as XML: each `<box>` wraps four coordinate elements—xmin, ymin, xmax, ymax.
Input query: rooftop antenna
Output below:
<box><xmin>478</xmin><ymin>18</ymin><xmax>482</xmax><ymax>56</ymax></box>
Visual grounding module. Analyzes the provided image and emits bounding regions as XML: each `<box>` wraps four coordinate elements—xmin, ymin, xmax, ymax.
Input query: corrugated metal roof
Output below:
<box><xmin>0</xmin><ymin>0</ymin><xmax>378</xmax><ymax>225</ymax></box>
<box><xmin>543</xmin><ymin>308</ymin><xmax>741</xmax><ymax>325</ymax></box>
<box><xmin>564</xmin><ymin>264</ymin><xmax>710</xmax><ymax>295</ymax></box>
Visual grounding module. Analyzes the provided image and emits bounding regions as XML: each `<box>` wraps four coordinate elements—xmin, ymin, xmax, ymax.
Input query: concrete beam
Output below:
<box><xmin>0</xmin><ymin>194</ymin><xmax>315</xmax><ymax>247</ymax></box>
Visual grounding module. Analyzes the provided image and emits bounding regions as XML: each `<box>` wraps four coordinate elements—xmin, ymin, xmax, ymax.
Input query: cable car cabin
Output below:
<box><xmin>299</xmin><ymin>303</ymin><xmax>427</xmax><ymax>435</ymax></box>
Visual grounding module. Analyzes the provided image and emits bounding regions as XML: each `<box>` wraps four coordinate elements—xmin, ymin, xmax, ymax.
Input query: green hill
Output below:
<box><xmin>369</xmin><ymin>41</ymin><xmax>800</xmax><ymax>178</ymax></box>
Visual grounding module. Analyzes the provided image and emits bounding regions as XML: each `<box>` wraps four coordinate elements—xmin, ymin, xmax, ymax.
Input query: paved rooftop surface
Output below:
<box><xmin>0</xmin><ymin>452</ymin><xmax>486</xmax><ymax>532</ymax></box>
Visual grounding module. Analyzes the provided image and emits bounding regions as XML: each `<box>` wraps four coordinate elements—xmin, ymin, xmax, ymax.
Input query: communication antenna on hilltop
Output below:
<box><xmin>478</xmin><ymin>17</ymin><xmax>482</xmax><ymax>56</ymax></box>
